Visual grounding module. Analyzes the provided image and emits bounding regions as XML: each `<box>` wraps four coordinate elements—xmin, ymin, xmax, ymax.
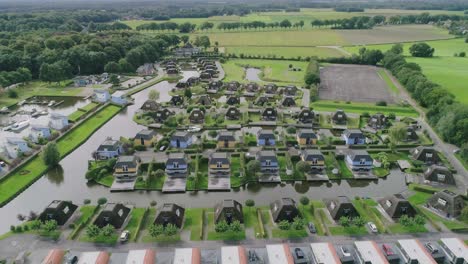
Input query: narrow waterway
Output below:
<box><xmin>0</xmin><ymin>72</ymin><xmax>408</xmax><ymax>233</ymax></box>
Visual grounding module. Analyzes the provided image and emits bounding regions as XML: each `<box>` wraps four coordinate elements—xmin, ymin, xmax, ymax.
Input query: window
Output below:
<box><xmin>330</xmin><ymin>202</ymin><xmax>336</xmax><ymax>210</ymax></box>
<box><xmin>63</xmin><ymin>206</ymin><xmax>70</xmax><ymax>214</ymax></box>
<box><xmin>122</xmin><ymin>165</ymin><xmax>128</xmax><ymax>172</ymax></box>
<box><xmin>173</xmin><ymin>162</ymin><xmax>179</xmax><ymax>168</ymax></box>
<box><xmin>437</xmin><ymin>173</ymin><xmax>446</xmax><ymax>182</ymax></box>
<box><xmin>266</xmin><ymin>160</ymin><xmax>271</xmax><ymax>166</ymax></box>
<box><xmin>216</xmin><ymin>162</ymin><xmax>222</xmax><ymax>168</ymax></box>
<box><xmin>438</xmin><ymin>198</ymin><xmax>447</xmax><ymax>206</ymax></box>
<box><xmin>386</xmin><ymin>200</ymin><xmax>392</xmax><ymax>208</ymax></box>
<box><xmin>118</xmin><ymin>209</ymin><xmax>124</xmax><ymax>217</ymax></box>
<box><xmin>176</xmin><ymin>209</ymin><xmax>180</xmax><ymax>217</ymax></box>
<box><xmin>426</xmin><ymin>153</ymin><xmax>433</xmax><ymax>158</ymax></box>
<box><xmin>312</xmin><ymin>158</ymin><xmax>318</xmax><ymax>165</ymax></box>
<box><xmin>360</xmin><ymin>158</ymin><xmax>366</xmax><ymax>165</ymax></box>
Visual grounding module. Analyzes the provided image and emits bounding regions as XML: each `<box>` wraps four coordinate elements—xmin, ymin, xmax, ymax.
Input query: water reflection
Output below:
<box><xmin>45</xmin><ymin>165</ymin><xmax>64</xmax><ymax>185</ymax></box>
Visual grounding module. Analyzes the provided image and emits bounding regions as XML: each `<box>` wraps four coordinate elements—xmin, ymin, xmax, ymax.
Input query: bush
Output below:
<box><xmin>83</xmin><ymin>199</ymin><xmax>91</xmax><ymax>205</ymax></box>
<box><xmin>7</xmin><ymin>89</ymin><xmax>18</xmax><ymax>98</ymax></box>
<box><xmin>97</xmin><ymin>197</ymin><xmax>107</xmax><ymax>205</ymax></box>
<box><xmin>278</xmin><ymin>220</ymin><xmax>291</xmax><ymax>230</ymax></box>
<box><xmin>134</xmin><ymin>145</ymin><xmax>146</xmax><ymax>151</ymax></box>
<box><xmin>286</xmin><ymin>126</ymin><xmax>296</xmax><ymax>134</ymax></box>
<box><xmin>375</xmin><ymin>101</ymin><xmax>387</xmax><ymax>106</ymax></box>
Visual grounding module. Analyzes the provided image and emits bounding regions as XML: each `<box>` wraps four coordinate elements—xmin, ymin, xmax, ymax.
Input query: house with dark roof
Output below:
<box><xmin>405</xmin><ymin>126</ymin><xmax>418</xmax><ymax>141</ymax></box>
<box><xmin>427</xmin><ymin>190</ymin><xmax>465</xmax><ymax>218</ymax></box>
<box><xmin>187</xmin><ymin>76</ymin><xmax>199</xmax><ymax>86</ymax></box>
<box><xmin>165</xmin><ymin>153</ymin><xmax>188</xmax><ymax>177</ymax></box>
<box><xmin>324</xmin><ymin>196</ymin><xmax>359</xmax><ymax>220</ymax></box>
<box><xmin>174</xmin><ymin>43</ymin><xmax>201</xmax><ymax>57</ymax></box>
<box><xmin>170</xmin><ymin>131</ymin><xmax>192</xmax><ymax>149</ymax></box>
<box><xmin>189</xmin><ymin>108</ymin><xmax>205</xmax><ymax>124</ymax></box>
<box><xmin>296</xmin><ymin>129</ymin><xmax>318</xmax><ymax>145</ymax></box>
<box><xmin>93</xmin><ymin>203</ymin><xmax>131</xmax><ymax>228</ymax></box>
<box><xmin>225</xmin><ymin>107</ymin><xmax>241</xmax><ymax>120</ymax></box>
<box><xmin>367</xmin><ymin>113</ymin><xmax>388</xmax><ymax>129</ymax></box>
<box><xmin>197</xmin><ymin>95</ymin><xmax>212</xmax><ymax>106</ymax></box>
<box><xmin>301</xmin><ymin>149</ymin><xmax>325</xmax><ymax>170</ymax></box>
<box><xmin>297</xmin><ymin>108</ymin><xmax>314</xmax><ymax>123</ymax></box>
<box><xmin>226</xmin><ymin>96</ymin><xmax>240</xmax><ymax>105</ymax></box>
<box><xmin>411</xmin><ymin>146</ymin><xmax>440</xmax><ymax>164</ymax></box>
<box><xmin>170</xmin><ymin>95</ymin><xmax>184</xmax><ymax>106</ymax></box>
<box><xmin>332</xmin><ymin>110</ymin><xmax>347</xmax><ymax>125</ymax></box>
<box><xmin>154</xmin><ymin>203</ymin><xmax>185</xmax><ymax>228</ymax></box>
<box><xmin>217</xmin><ymin>131</ymin><xmax>236</xmax><ymax>148</ymax></box>
<box><xmin>225</xmin><ymin>81</ymin><xmax>240</xmax><ymax>91</ymax></box>
<box><xmin>29</xmin><ymin>125</ymin><xmax>51</xmax><ymax>143</ymax></box>
<box><xmin>281</xmin><ymin>97</ymin><xmax>296</xmax><ymax>107</ymax></box>
<box><xmin>166</xmin><ymin>67</ymin><xmax>179</xmax><ymax>75</ymax></box>
<box><xmin>96</xmin><ymin>139</ymin><xmax>123</xmax><ymax>160</ymax></box>
<box><xmin>255</xmin><ymin>96</ymin><xmax>269</xmax><ymax>106</ymax></box>
<box><xmin>257</xmin><ymin>129</ymin><xmax>275</xmax><ymax>146</ymax></box>
<box><xmin>256</xmin><ymin>150</ymin><xmax>279</xmax><ymax>174</ymax></box>
<box><xmin>424</xmin><ymin>165</ymin><xmax>456</xmax><ymax>185</ymax></box>
<box><xmin>245</xmin><ymin>82</ymin><xmax>259</xmax><ymax>93</ymax></box>
<box><xmin>215</xmin><ymin>199</ymin><xmax>244</xmax><ymax>224</ymax></box>
<box><xmin>270</xmin><ymin>198</ymin><xmax>300</xmax><ymax>222</ymax></box>
<box><xmin>283</xmin><ymin>85</ymin><xmax>297</xmax><ymax>96</ymax></box>
<box><xmin>39</xmin><ymin>200</ymin><xmax>78</xmax><ymax>225</ymax></box>
<box><xmin>152</xmin><ymin>108</ymin><xmax>174</xmax><ymax>123</ymax></box>
<box><xmin>140</xmin><ymin>100</ymin><xmax>159</xmax><ymax>112</ymax></box>
<box><xmin>261</xmin><ymin>107</ymin><xmax>277</xmax><ymax>121</ymax></box>
<box><xmin>49</xmin><ymin>113</ymin><xmax>69</xmax><ymax>130</ymax></box>
<box><xmin>378</xmin><ymin>194</ymin><xmax>417</xmax><ymax>219</ymax></box>
<box><xmin>199</xmin><ymin>71</ymin><xmax>212</xmax><ymax>81</ymax></box>
<box><xmin>134</xmin><ymin>129</ymin><xmax>157</xmax><ymax>146</ymax></box>
<box><xmin>208</xmin><ymin>80</ymin><xmax>223</xmax><ymax>92</ymax></box>
<box><xmin>113</xmin><ymin>155</ymin><xmax>141</xmax><ymax>182</ymax></box>
<box><xmin>342</xmin><ymin>129</ymin><xmax>365</xmax><ymax>145</ymax></box>
<box><xmin>345</xmin><ymin>150</ymin><xmax>373</xmax><ymax>171</ymax></box>
<box><xmin>176</xmin><ymin>80</ymin><xmax>189</xmax><ymax>89</ymax></box>
<box><xmin>264</xmin><ymin>83</ymin><xmax>277</xmax><ymax>94</ymax></box>
<box><xmin>209</xmin><ymin>152</ymin><xmax>230</xmax><ymax>176</ymax></box>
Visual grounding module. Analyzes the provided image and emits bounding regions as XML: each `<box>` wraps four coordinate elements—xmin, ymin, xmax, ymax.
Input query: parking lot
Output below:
<box><xmin>319</xmin><ymin>64</ymin><xmax>397</xmax><ymax>103</ymax></box>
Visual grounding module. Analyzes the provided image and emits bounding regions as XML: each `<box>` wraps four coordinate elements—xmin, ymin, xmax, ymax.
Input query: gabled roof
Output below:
<box><xmin>135</xmin><ymin>129</ymin><xmax>156</xmax><ymax>139</ymax></box>
<box><xmin>209</xmin><ymin>152</ymin><xmax>229</xmax><ymax>165</ymax></box>
<box><xmin>166</xmin><ymin>153</ymin><xmax>187</xmax><ymax>165</ymax></box>
<box><xmin>115</xmin><ymin>155</ymin><xmax>140</xmax><ymax>168</ymax></box>
<box><xmin>31</xmin><ymin>124</ymin><xmax>50</xmax><ymax>131</ymax></box>
<box><xmin>50</xmin><ymin>113</ymin><xmax>67</xmax><ymax>120</ymax></box>
<box><xmin>7</xmin><ymin>137</ymin><xmax>26</xmax><ymax>144</ymax></box>
<box><xmin>378</xmin><ymin>194</ymin><xmax>417</xmax><ymax>218</ymax></box>
<box><xmin>270</xmin><ymin>198</ymin><xmax>299</xmax><ymax>222</ymax></box>
<box><xmin>171</xmin><ymin>131</ymin><xmax>191</xmax><ymax>141</ymax></box>
<box><xmin>154</xmin><ymin>203</ymin><xmax>185</xmax><ymax>228</ymax></box>
<box><xmin>262</xmin><ymin>107</ymin><xmax>277</xmax><ymax>116</ymax></box>
<box><xmin>97</xmin><ymin>139</ymin><xmax>121</xmax><ymax>152</ymax></box>
<box><xmin>347</xmin><ymin>150</ymin><xmax>372</xmax><ymax>162</ymax></box>
<box><xmin>217</xmin><ymin>131</ymin><xmax>235</xmax><ymax>141</ymax></box>
<box><xmin>140</xmin><ymin>100</ymin><xmax>159</xmax><ymax>111</ymax></box>
<box><xmin>214</xmin><ymin>199</ymin><xmax>243</xmax><ymax>224</ymax></box>
<box><xmin>301</xmin><ymin>149</ymin><xmax>324</xmax><ymax>161</ymax></box>
<box><xmin>343</xmin><ymin>129</ymin><xmax>364</xmax><ymax>138</ymax></box>
<box><xmin>257</xmin><ymin>129</ymin><xmax>275</xmax><ymax>139</ymax></box>
<box><xmin>332</xmin><ymin>109</ymin><xmax>347</xmax><ymax>121</ymax></box>
<box><xmin>297</xmin><ymin>129</ymin><xmax>317</xmax><ymax>138</ymax></box>
<box><xmin>256</xmin><ymin>150</ymin><xmax>277</xmax><ymax>162</ymax></box>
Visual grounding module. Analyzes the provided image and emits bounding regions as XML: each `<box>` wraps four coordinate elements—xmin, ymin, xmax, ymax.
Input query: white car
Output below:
<box><xmin>341</xmin><ymin>246</ymin><xmax>351</xmax><ymax>257</ymax></box>
<box><xmin>119</xmin><ymin>230</ymin><xmax>130</xmax><ymax>242</ymax></box>
<box><xmin>367</xmin><ymin>222</ymin><xmax>378</xmax><ymax>233</ymax></box>
<box><xmin>187</xmin><ymin>126</ymin><xmax>201</xmax><ymax>132</ymax></box>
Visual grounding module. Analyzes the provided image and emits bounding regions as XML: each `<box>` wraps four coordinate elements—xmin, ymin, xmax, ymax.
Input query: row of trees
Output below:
<box><xmin>382</xmin><ymin>44</ymin><xmax>468</xmax><ymax>152</ymax></box>
<box><xmin>312</xmin><ymin>16</ymin><xmax>383</xmax><ymax>29</ymax></box>
<box><xmin>136</xmin><ymin>22</ymin><xmax>197</xmax><ymax>33</ymax></box>
<box><xmin>0</xmin><ymin>31</ymin><xmax>178</xmax><ymax>86</ymax></box>
<box><xmin>217</xmin><ymin>20</ymin><xmax>304</xmax><ymax>30</ymax></box>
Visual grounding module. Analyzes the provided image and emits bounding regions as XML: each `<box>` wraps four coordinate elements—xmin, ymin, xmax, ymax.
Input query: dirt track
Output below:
<box><xmin>319</xmin><ymin>64</ymin><xmax>396</xmax><ymax>103</ymax></box>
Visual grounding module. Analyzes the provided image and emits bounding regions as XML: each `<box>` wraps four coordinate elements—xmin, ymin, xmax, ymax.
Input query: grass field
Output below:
<box><xmin>225</xmin><ymin>46</ymin><xmax>345</xmax><ymax>58</ymax></box>
<box><xmin>0</xmin><ymin>105</ymin><xmax>121</xmax><ymax>206</ymax></box>
<box><xmin>311</xmin><ymin>100</ymin><xmax>419</xmax><ymax>117</ymax></box>
<box><xmin>344</xmin><ymin>38</ymin><xmax>468</xmax><ymax>104</ymax></box>
<box><xmin>377</xmin><ymin>69</ymin><xmax>399</xmax><ymax>94</ymax></box>
<box><xmin>222</xmin><ymin>59</ymin><xmax>308</xmax><ymax>85</ymax></box>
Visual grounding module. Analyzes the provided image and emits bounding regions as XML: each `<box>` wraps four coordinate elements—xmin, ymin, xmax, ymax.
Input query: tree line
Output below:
<box><xmin>0</xmin><ymin>32</ymin><xmax>180</xmax><ymax>87</ymax></box>
<box><xmin>136</xmin><ymin>22</ymin><xmax>197</xmax><ymax>33</ymax></box>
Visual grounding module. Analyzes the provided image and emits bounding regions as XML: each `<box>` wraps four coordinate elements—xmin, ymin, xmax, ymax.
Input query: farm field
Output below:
<box><xmin>344</xmin><ymin>38</ymin><xmax>468</xmax><ymax>104</ymax></box>
<box><xmin>319</xmin><ymin>64</ymin><xmax>397</xmax><ymax>103</ymax></box>
<box><xmin>222</xmin><ymin>59</ymin><xmax>309</xmax><ymax>85</ymax></box>
<box><xmin>224</xmin><ymin>46</ymin><xmax>345</xmax><ymax>58</ymax></box>
<box><xmin>311</xmin><ymin>100</ymin><xmax>419</xmax><ymax>117</ymax></box>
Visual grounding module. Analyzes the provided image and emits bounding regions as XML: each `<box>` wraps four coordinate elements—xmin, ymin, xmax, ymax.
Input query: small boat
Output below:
<box><xmin>48</xmin><ymin>100</ymin><xmax>56</xmax><ymax>107</ymax></box>
<box><xmin>18</xmin><ymin>100</ymin><xmax>26</xmax><ymax>106</ymax></box>
<box><xmin>31</xmin><ymin>112</ymin><xmax>40</xmax><ymax>118</ymax></box>
<box><xmin>10</xmin><ymin>120</ymin><xmax>30</xmax><ymax>132</ymax></box>
<box><xmin>0</xmin><ymin>107</ymin><xmax>10</xmax><ymax>114</ymax></box>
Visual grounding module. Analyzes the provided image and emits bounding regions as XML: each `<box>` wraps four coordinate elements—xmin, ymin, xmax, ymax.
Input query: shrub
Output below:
<box><xmin>149</xmin><ymin>224</ymin><xmax>164</xmax><ymax>237</ymax></box>
<box><xmin>215</xmin><ymin>220</ymin><xmax>229</xmax><ymax>233</ymax></box>
<box><xmin>83</xmin><ymin>199</ymin><xmax>91</xmax><ymax>205</ymax></box>
<box><xmin>278</xmin><ymin>220</ymin><xmax>291</xmax><ymax>230</ymax></box>
<box><xmin>101</xmin><ymin>224</ymin><xmax>115</xmax><ymax>237</ymax></box>
<box><xmin>134</xmin><ymin>145</ymin><xmax>146</xmax><ymax>151</ymax></box>
<box><xmin>165</xmin><ymin>224</ymin><xmax>178</xmax><ymax>236</ymax></box>
<box><xmin>376</xmin><ymin>101</ymin><xmax>387</xmax><ymax>106</ymax></box>
<box><xmin>7</xmin><ymin>89</ymin><xmax>18</xmax><ymax>98</ymax></box>
<box><xmin>97</xmin><ymin>197</ymin><xmax>107</xmax><ymax>205</ymax></box>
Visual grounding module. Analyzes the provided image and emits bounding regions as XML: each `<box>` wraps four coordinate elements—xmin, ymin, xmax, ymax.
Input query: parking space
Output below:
<box><xmin>290</xmin><ymin>246</ymin><xmax>313</xmax><ymax>264</ymax></box>
<box><xmin>334</xmin><ymin>243</ymin><xmax>358</xmax><ymax>264</ymax></box>
<box><xmin>376</xmin><ymin>242</ymin><xmax>405</xmax><ymax>264</ymax></box>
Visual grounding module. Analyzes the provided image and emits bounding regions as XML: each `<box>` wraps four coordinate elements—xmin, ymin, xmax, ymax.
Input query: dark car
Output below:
<box><xmin>382</xmin><ymin>244</ymin><xmax>394</xmax><ymax>256</ymax></box>
<box><xmin>425</xmin><ymin>243</ymin><xmax>438</xmax><ymax>254</ymax></box>
<box><xmin>295</xmin><ymin>248</ymin><xmax>305</xmax><ymax>259</ymax></box>
<box><xmin>308</xmin><ymin>222</ymin><xmax>316</xmax><ymax>233</ymax></box>
<box><xmin>66</xmin><ymin>256</ymin><xmax>78</xmax><ymax>264</ymax></box>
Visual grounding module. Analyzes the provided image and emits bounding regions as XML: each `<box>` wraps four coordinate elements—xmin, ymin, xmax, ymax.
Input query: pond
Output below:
<box><xmin>245</xmin><ymin>68</ymin><xmax>262</xmax><ymax>82</ymax></box>
<box><xmin>0</xmin><ymin>71</ymin><xmax>408</xmax><ymax>234</ymax></box>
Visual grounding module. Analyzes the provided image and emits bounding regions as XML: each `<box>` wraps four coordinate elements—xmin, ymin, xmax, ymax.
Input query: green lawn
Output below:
<box><xmin>124</xmin><ymin>208</ymin><xmax>147</xmax><ymax>241</ymax></box>
<box><xmin>206</xmin><ymin>212</ymin><xmax>246</xmax><ymax>241</ymax></box>
<box><xmin>301</xmin><ymin>203</ymin><xmax>326</xmax><ymax>236</ymax></box>
<box><xmin>80</xmin><ymin>233</ymin><xmax>118</xmax><ymax>245</ymax></box>
<box><xmin>377</xmin><ymin>69</ymin><xmax>399</xmax><ymax>94</ymax></box>
<box><xmin>97</xmin><ymin>175</ymin><xmax>114</xmax><ymax>187</ymax></box>
<box><xmin>68</xmin><ymin>110</ymin><xmax>87</xmax><ymax>122</ymax></box>
<box><xmin>244</xmin><ymin>207</ymin><xmax>268</xmax><ymax>238</ymax></box>
<box><xmin>311</xmin><ymin>100</ymin><xmax>419</xmax><ymax>117</ymax></box>
<box><xmin>337</xmin><ymin>159</ymin><xmax>354</xmax><ymax>178</ymax></box>
<box><xmin>222</xmin><ymin>59</ymin><xmax>309</xmax><ymax>85</ymax></box>
<box><xmin>184</xmin><ymin>208</ymin><xmax>204</xmax><ymax>241</ymax></box>
<box><xmin>0</xmin><ymin>104</ymin><xmax>121</xmax><ymax>207</ymax></box>
<box><xmin>80</xmin><ymin>102</ymin><xmax>99</xmax><ymax>112</ymax></box>
<box><xmin>225</xmin><ymin>46</ymin><xmax>346</xmax><ymax>58</ymax></box>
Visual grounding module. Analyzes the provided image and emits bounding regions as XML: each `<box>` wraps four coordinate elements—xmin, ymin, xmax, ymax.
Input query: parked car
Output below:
<box><xmin>367</xmin><ymin>222</ymin><xmax>378</xmax><ymax>233</ymax></box>
<box><xmin>159</xmin><ymin>145</ymin><xmax>167</xmax><ymax>151</ymax></box>
<box><xmin>0</xmin><ymin>161</ymin><xmax>5</xmax><ymax>167</ymax></box>
<box><xmin>425</xmin><ymin>242</ymin><xmax>438</xmax><ymax>254</ymax></box>
<box><xmin>119</xmin><ymin>230</ymin><xmax>130</xmax><ymax>242</ymax></box>
<box><xmin>307</xmin><ymin>222</ymin><xmax>316</xmax><ymax>233</ymax></box>
<box><xmin>382</xmin><ymin>244</ymin><xmax>394</xmax><ymax>256</ymax></box>
<box><xmin>66</xmin><ymin>256</ymin><xmax>78</xmax><ymax>264</ymax></box>
<box><xmin>187</xmin><ymin>126</ymin><xmax>201</xmax><ymax>132</ymax></box>
<box><xmin>294</xmin><ymin>248</ymin><xmax>305</xmax><ymax>259</ymax></box>
<box><xmin>341</xmin><ymin>246</ymin><xmax>351</xmax><ymax>257</ymax></box>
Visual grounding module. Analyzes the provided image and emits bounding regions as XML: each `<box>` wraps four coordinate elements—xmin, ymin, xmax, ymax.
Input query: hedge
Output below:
<box><xmin>256</xmin><ymin>208</ymin><xmax>266</xmax><ymax>238</ymax></box>
<box><xmin>133</xmin><ymin>208</ymin><xmax>149</xmax><ymax>242</ymax></box>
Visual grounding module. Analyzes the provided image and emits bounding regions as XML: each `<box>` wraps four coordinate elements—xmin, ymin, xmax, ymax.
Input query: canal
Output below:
<box><xmin>0</xmin><ymin>72</ymin><xmax>408</xmax><ymax>233</ymax></box>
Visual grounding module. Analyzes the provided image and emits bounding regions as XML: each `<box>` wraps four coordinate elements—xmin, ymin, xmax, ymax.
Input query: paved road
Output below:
<box><xmin>385</xmin><ymin>69</ymin><xmax>467</xmax><ymax>190</ymax></box>
<box><xmin>302</xmin><ymin>88</ymin><xmax>310</xmax><ymax>107</ymax></box>
<box><xmin>214</xmin><ymin>61</ymin><xmax>225</xmax><ymax>81</ymax></box>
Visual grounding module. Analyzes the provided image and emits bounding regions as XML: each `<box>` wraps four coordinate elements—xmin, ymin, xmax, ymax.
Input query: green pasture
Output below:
<box><xmin>311</xmin><ymin>100</ymin><xmax>419</xmax><ymax>117</ymax></box>
<box><xmin>225</xmin><ymin>46</ymin><xmax>346</xmax><ymax>58</ymax></box>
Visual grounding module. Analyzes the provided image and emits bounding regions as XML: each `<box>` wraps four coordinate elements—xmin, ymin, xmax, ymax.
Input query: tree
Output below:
<box><xmin>180</xmin><ymin>35</ymin><xmax>189</xmax><ymax>44</ymax></box>
<box><xmin>413</xmin><ymin>215</ymin><xmax>426</xmax><ymax>226</ymax></box>
<box><xmin>300</xmin><ymin>196</ymin><xmax>310</xmax><ymax>207</ymax></box>
<box><xmin>279</xmin><ymin>19</ymin><xmax>292</xmax><ymax>28</ymax></box>
<box><xmin>304</xmin><ymin>72</ymin><xmax>320</xmax><ymax>86</ymax></box>
<box><xmin>97</xmin><ymin>197</ymin><xmax>107</xmax><ymax>205</ymax></box>
<box><xmin>164</xmin><ymin>223</ymin><xmax>178</xmax><ymax>236</ymax></box>
<box><xmin>178</xmin><ymin>22</ymin><xmax>196</xmax><ymax>33</ymax></box>
<box><xmin>101</xmin><ymin>224</ymin><xmax>115</xmax><ymax>236</ymax></box>
<box><xmin>399</xmin><ymin>215</ymin><xmax>411</xmax><ymax>226</ymax></box>
<box><xmin>278</xmin><ymin>220</ymin><xmax>291</xmax><ymax>230</ymax></box>
<box><xmin>352</xmin><ymin>217</ymin><xmax>366</xmax><ymax>227</ymax></box>
<box><xmin>230</xmin><ymin>220</ymin><xmax>242</xmax><ymax>232</ymax></box>
<box><xmin>291</xmin><ymin>217</ymin><xmax>305</xmax><ymax>230</ymax></box>
<box><xmin>409</xmin><ymin>43</ymin><xmax>435</xmax><ymax>57</ymax></box>
<box><xmin>30</xmin><ymin>220</ymin><xmax>42</xmax><ymax>230</ymax></box>
<box><xmin>460</xmin><ymin>206</ymin><xmax>468</xmax><ymax>221</ymax></box>
<box><xmin>148</xmin><ymin>90</ymin><xmax>159</xmax><ymax>101</ymax></box>
<box><xmin>42</xmin><ymin>220</ymin><xmax>58</xmax><ymax>232</ymax></box>
<box><xmin>184</xmin><ymin>88</ymin><xmax>192</xmax><ymax>99</ymax></box>
<box><xmin>215</xmin><ymin>220</ymin><xmax>229</xmax><ymax>233</ymax></box>
<box><xmin>245</xmin><ymin>199</ymin><xmax>255</xmax><ymax>212</ymax></box>
<box><xmin>375</xmin><ymin>152</ymin><xmax>390</xmax><ymax>169</ymax></box>
<box><xmin>109</xmin><ymin>74</ymin><xmax>119</xmax><ymax>86</ymax></box>
<box><xmin>104</xmin><ymin>62</ymin><xmax>120</xmax><ymax>73</ymax></box>
<box><xmin>339</xmin><ymin>216</ymin><xmax>351</xmax><ymax>227</ymax></box>
<box><xmin>86</xmin><ymin>224</ymin><xmax>100</xmax><ymax>238</ymax></box>
<box><xmin>296</xmin><ymin>161</ymin><xmax>311</xmax><ymax>175</ymax></box>
<box><xmin>43</xmin><ymin>143</ymin><xmax>60</xmax><ymax>167</ymax></box>
<box><xmin>149</xmin><ymin>224</ymin><xmax>164</xmax><ymax>237</ymax></box>
<box><xmin>245</xmin><ymin>160</ymin><xmax>261</xmax><ymax>177</ymax></box>
<box><xmin>390</xmin><ymin>43</ymin><xmax>404</xmax><ymax>55</ymax></box>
